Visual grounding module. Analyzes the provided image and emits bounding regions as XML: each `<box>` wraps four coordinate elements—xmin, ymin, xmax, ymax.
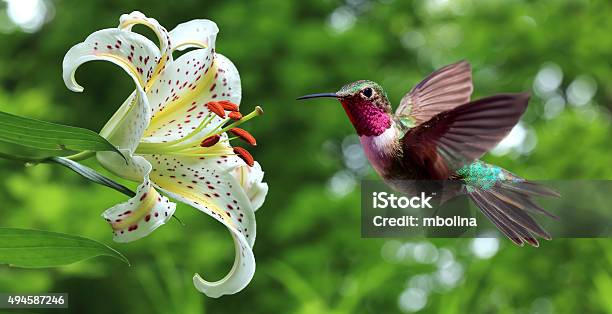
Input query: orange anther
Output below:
<box><xmin>229</xmin><ymin>128</ymin><xmax>256</xmax><ymax>146</ymax></box>
<box><xmin>200</xmin><ymin>134</ymin><xmax>221</xmax><ymax>147</ymax></box>
<box><xmin>228</xmin><ymin>111</ymin><xmax>243</xmax><ymax>120</ymax></box>
<box><xmin>233</xmin><ymin>147</ymin><xmax>254</xmax><ymax>167</ymax></box>
<box><xmin>205</xmin><ymin>102</ymin><xmax>226</xmax><ymax>118</ymax></box>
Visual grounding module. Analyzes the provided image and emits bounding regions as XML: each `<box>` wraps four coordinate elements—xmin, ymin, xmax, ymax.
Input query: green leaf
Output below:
<box><xmin>0</xmin><ymin>228</ymin><xmax>129</xmax><ymax>268</ymax></box>
<box><xmin>0</xmin><ymin>111</ymin><xmax>120</xmax><ymax>155</ymax></box>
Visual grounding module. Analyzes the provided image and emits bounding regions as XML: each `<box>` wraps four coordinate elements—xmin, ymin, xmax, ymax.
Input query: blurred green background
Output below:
<box><xmin>1</xmin><ymin>0</ymin><xmax>611</xmax><ymax>313</ymax></box>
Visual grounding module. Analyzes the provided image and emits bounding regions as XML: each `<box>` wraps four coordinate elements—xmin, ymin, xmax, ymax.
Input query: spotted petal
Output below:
<box><xmin>142</xmin><ymin>18</ymin><xmax>221</xmax><ymax>117</ymax></box>
<box><xmin>144</xmin><ymin>154</ymin><xmax>256</xmax><ymax>297</ymax></box>
<box><xmin>142</xmin><ymin>54</ymin><xmax>241</xmax><ymax>146</ymax></box>
<box><xmin>63</xmin><ymin>28</ymin><xmax>161</xmax><ymax>93</ymax></box>
<box><xmin>144</xmin><ymin>47</ymin><xmax>214</xmax><ymax>126</ymax></box>
<box><xmin>62</xmin><ymin>28</ymin><xmax>162</xmax><ymax>177</ymax></box>
<box><xmin>103</xmin><ymin>162</ymin><xmax>176</xmax><ymax>243</ymax></box>
<box><xmin>170</xmin><ymin>19</ymin><xmax>219</xmax><ymax>52</ymax></box>
<box><xmin>119</xmin><ymin>11</ymin><xmax>172</xmax><ymax>58</ymax></box>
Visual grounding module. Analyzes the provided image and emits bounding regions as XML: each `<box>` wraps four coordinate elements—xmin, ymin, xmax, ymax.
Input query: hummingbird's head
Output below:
<box><xmin>297</xmin><ymin>80</ymin><xmax>392</xmax><ymax>136</ymax></box>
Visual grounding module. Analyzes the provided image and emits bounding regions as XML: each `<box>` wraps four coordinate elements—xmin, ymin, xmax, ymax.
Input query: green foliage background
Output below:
<box><xmin>0</xmin><ymin>0</ymin><xmax>611</xmax><ymax>313</ymax></box>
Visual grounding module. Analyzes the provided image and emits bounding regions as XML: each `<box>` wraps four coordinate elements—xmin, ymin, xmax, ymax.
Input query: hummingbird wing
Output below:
<box><xmin>396</xmin><ymin>60</ymin><xmax>473</xmax><ymax>127</ymax></box>
<box><xmin>401</xmin><ymin>93</ymin><xmax>530</xmax><ymax>179</ymax></box>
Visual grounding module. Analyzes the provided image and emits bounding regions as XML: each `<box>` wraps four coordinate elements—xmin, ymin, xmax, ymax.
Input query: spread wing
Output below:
<box><xmin>401</xmin><ymin>93</ymin><xmax>530</xmax><ymax>179</ymax></box>
<box><xmin>396</xmin><ymin>61</ymin><xmax>473</xmax><ymax>126</ymax></box>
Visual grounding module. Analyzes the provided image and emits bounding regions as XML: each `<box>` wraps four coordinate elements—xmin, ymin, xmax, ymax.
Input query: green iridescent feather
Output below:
<box><xmin>457</xmin><ymin>161</ymin><xmax>504</xmax><ymax>192</ymax></box>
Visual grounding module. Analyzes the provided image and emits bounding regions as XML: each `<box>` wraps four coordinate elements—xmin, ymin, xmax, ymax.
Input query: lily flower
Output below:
<box><xmin>62</xmin><ymin>11</ymin><xmax>268</xmax><ymax>298</ymax></box>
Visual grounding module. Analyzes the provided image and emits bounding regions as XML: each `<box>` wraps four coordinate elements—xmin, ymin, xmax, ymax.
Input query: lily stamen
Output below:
<box><xmin>217</xmin><ymin>106</ymin><xmax>263</xmax><ymax>135</ymax></box>
<box><xmin>233</xmin><ymin>147</ymin><xmax>254</xmax><ymax>167</ymax></box>
<box><xmin>168</xmin><ymin>112</ymin><xmax>215</xmax><ymax>145</ymax></box>
<box><xmin>168</xmin><ymin>152</ymin><xmax>238</xmax><ymax>158</ymax></box>
<box><xmin>228</xmin><ymin>111</ymin><xmax>242</xmax><ymax>120</ymax></box>
<box><xmin>206</xmin><ymin>101</ymin><xmax>226</xmax><ymax>118</ymax></box>
<box><xmin>217</xmin><ymin>100</ymin><xmax>239</xmax><ymax>111</ymax></box>
<box><xmin>200</xmin><ymin>134</ymin><xmax>221</xmax><ymax>147</ymax></box>
<box><xmin>136</xmin><ymin>106</ymin><xmax>262</xmax><ymax>156</ymax></box>
<box><xmin>219</xmin><ymin>136</ymin><xmax>238</xmax><ymax>143</ymax></box>
<box><xmin>229</xmin><ymin>128</ymin><xmax>256</xmax><ymax>146</ymax></box>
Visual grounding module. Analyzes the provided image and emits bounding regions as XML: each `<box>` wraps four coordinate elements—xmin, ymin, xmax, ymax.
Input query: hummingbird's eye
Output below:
<box><xmin>362</xmin><ymin>87</ymin><xmax>373</xmax><ymax>98</ymax></box>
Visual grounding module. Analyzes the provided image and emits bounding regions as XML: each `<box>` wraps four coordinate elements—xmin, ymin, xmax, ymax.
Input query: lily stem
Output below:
<box><xmin>0</xmin><ymin>150</ymin><xmax>97</xmax><ymax>166</ymax></box>
<box><xmin>0</xmin><ymin>151</ymin><xmax>134</xmax><ymax>197</ymax></box>
<box><xmin>64</xmin><ymin>150</ymin><xmax>96</xmax><ymax>161</ymax></box>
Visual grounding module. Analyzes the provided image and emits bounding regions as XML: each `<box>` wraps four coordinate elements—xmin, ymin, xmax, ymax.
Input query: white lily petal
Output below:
<box><xmin>97</xmin><ymin>149</ymin><xmax>151</xmax><ymax>183</ymax></box>
<box><xmin>145</xmin><ymin>154</ymin><xmax>255</xmax><ymax>245</ymax></box>
<box><xmin>233</xmin><ymin>161</ymin><xmax>268</xmax><ymax>212</ymax></box>
<box><xmin>144</xmin><ymin>154</ymin><xmax>256</xmax><ymax>297</ymax></box>
<box><xmin>211</xmin><ymin>53</ymin><xmax>241</xmax><ymax>106</ymax></box>
<box><xmin>169</xmin><ymin>19</ymin><xmax>219</xmax><ymax>51</ymax></box>
<box><xmin>62</xmin><ymin>28</ymin><xmax>161</xmax><ymax>92</ymax></box>
<box><xmin>193</xmin><ymin>231</ymin><xmax>255</xmax><ymax>298</ymax></box>
<box><xmin>144</xmin><ymin>46</ymin><xmax>215</xmax><ymax>120</ymax></box>
<box><xmin>62</xmin><ymin>28</ymin><xmax>158</xmax><ymax>158</ymax></box>
<box><xmin>102</xmin><ymin>164</ymin><xmax>176</xmax><ymax>243</ymax></box>
<box><xmin>142</xmin><ymin>53</ymin><xmax>241</xmax><ymax>144</ymax></box>
<box><xmin>101</xmin><ymin>88</ymin><xmax>150</xmax><ymax>154</ymax></box>
<box><xmin>100</xmin><ymin>91</ymin><xmax>138</xmax><ymax>139</ymax></box>
<box><xmin>119</xmin><ymin>11</ymin><xmax>171</xmax><ymax>56</ymax></box>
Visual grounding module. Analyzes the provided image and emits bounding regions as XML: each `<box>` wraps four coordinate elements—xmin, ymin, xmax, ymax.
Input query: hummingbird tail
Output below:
<box><xmin>460</xmin><ymin>164</ymin><xmax>559</xmax><ymax>247</ymax></box>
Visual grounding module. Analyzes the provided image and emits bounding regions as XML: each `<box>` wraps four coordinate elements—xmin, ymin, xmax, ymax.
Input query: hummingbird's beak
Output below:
<box><xmin>296</xmin><ymin>93</ymin><xmax>339</xmax><ymax>100</ymax></box>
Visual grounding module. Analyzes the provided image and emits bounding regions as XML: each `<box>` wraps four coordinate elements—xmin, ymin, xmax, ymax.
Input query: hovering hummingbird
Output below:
<box><xmin>298</xmin><ymin>61</ymin><xmax>559</xmax><ymax>247</ymax></box>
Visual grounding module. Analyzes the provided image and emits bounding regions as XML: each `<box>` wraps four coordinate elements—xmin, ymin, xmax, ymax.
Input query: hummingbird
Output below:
<box><xmin>298</xmin><ymin>61</ymin><xmax>559</xmax><ymax>247</ymax></box>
